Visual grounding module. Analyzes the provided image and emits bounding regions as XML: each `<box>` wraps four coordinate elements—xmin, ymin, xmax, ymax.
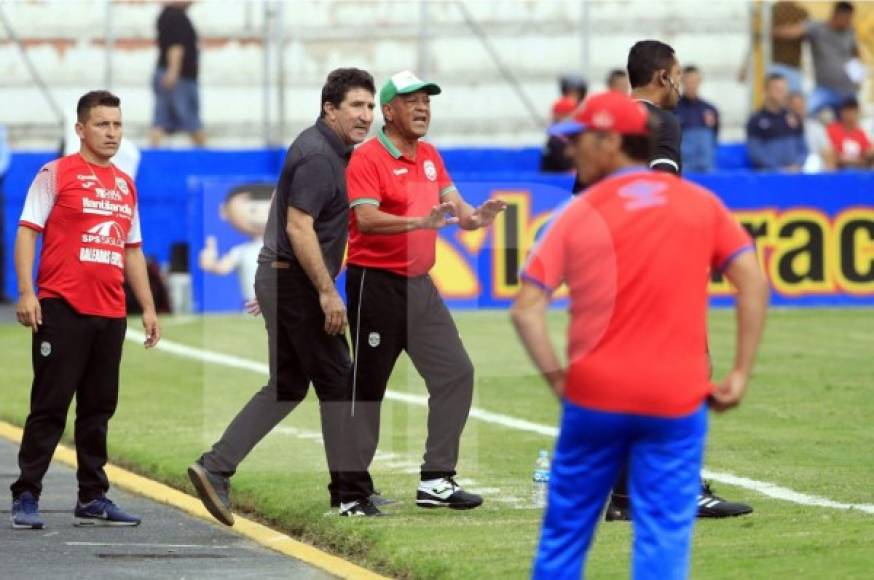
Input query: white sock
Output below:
<box><xmin>418</xmin><ymin>478</ymin><xmax>446</xmax><ymax>491</ymax></box>
<box><xmin>340</xmin><ymin>501</ymin><xmax>358</xmax><ymax>512</ymax></box>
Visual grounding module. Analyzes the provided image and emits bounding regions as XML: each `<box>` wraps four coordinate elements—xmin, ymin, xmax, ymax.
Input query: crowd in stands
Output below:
<box><xmin>541</xmin><ymin>1</ymin><xmax>871</xmax><ymax>174</ymax></box>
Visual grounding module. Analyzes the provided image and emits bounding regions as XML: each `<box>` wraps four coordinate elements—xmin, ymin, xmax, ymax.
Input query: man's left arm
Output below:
<box><xmin>440</xmin><ymin>187</ymin><xmax>507</xmax><ymax>231</ymax></box>
<box><xmin>125</xmin><ymin>247</ymin><xmax>160</xmax><ymax>348</ymax></box>
<box><xmin>431</xmin><ymin>152</ymin><xmax>506</xmax><ymax>230</ymax></box>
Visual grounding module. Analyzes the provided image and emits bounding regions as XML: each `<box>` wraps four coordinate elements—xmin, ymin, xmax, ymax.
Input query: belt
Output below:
<box><xmin>270</xmin><ymin>261</ymin><xmax>291</xmax><ymax>269</ymax></box>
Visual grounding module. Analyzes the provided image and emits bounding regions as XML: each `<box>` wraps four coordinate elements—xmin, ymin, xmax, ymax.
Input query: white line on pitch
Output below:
<box><xmin>126</xmin><ymin>330</ymin><xmax>874</xmax><ymax>516</ymax></box>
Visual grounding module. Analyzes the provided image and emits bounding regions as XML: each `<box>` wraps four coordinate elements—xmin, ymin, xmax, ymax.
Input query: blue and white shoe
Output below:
<box><xmin>11</xmin><ymin>492</ymin><xmax>45</xmax><ymax>529</ymax></box>
<box><xmin>74</xmin><ymin>496</ymin><xmax>141</xmax><ymax>527</ymax></box>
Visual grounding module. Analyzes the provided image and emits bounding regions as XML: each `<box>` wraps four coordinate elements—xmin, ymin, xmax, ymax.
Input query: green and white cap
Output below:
<box><xmin>379</xmin><ymin>70</ymin><xmax>442</xmax><ymax>106</ymax></box>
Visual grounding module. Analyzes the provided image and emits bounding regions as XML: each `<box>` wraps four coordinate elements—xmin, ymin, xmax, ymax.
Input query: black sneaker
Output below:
<box><xmin>339</xmin><ymin>499</ymin><xmax>383</xmax><ymax>517</ymax></box>
<box><xmin>604</xmin><ymin>495</ymin><xmax>631</xmax><ymax>522</ymax></box>
<box><xmin>188</xmin><ymin>459</ymin><xmax>234</xmax><ymax>526</ymax></box>
<box><xmin>331</xmin><ymin>490</ymin><xmax>395</xmax><ymax>508</ymax></box>
<box><xmin>697</xmin><ymin>481</ymin><xmax>753</xmax><ymax>518</ymax></box>
<box><xmin>416</xmin><ymin>477</ymin><xmax>483</xmax><ymax>510</ymax></box>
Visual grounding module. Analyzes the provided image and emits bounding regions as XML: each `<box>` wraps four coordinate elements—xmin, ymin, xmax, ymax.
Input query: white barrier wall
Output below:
<box><xmin>0</xmin><ymin>0</ymin><xmax>752</xmax><ymax>148</ymax></box>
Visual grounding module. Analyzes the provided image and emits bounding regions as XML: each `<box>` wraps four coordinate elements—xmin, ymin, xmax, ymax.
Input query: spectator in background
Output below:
<box><xmin>747</xmin><ymin>74</ymin><xmax>807</xmax><ymax>172</ymax></box>
<box><xmin>771</xmin><ymin>1</ymin><xmax>808</xmax><ymax>92</ymax></box>
<box><xmin>788</xmin><ymin>92</ymin><xmax>837</xmax><ymax>172</ymax></box>
<box><xmin>773</xmin><ymin>1</ymin><xmax>862</xmax><ymax>116</ymax></box>
<box><xmin>0</xmin><ymin>123</ymin><xmax>9</xmax><ymax>302</ymax></box>
<box><xmin>675</xmin><ymin>66</ymin><xmax>719</xmax><ymax>172</ymax></box>
<box><xmin>541</xmin><ymin>96</ymin><xmax>581</xmax><ymax>172</ymax></box>
<box><xmin>559</xmin><ymin>74</ymin><xmax>588</xmax><ymax>104</ymax></box>
<box><xmin>606</xmin><ymin>69</ymin><xmax>630</xmax><ymax>94</ymax></box>
<box><xmin>827</xmin><ymin>97</ymin><xmax>874</xmax><ymax>169</ymax></box>
<box><xmin>150</xmin><ymin>1</ymin><xmax>205</xmax><ymax>146</ymax></box>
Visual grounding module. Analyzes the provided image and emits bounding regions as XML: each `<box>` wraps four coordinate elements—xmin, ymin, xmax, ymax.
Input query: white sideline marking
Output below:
<box><xmin>273</xmin><ymin>426</ymin><xmax>526</xmax><ymax>506</ymax></box>
<box><xmin>701</xmin><ymin>469</ymin><xmax>874</xmax><ymax>515</ymax></box>
<box><xmin>127</xmin><ymin>330</ymin><xmax>874</xmax><ymax>516</ymax></box>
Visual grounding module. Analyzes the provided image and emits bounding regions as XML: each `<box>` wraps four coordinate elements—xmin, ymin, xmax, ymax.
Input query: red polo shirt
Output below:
<box><xmin>522</xmin><ymin>168</ymin><xmax>753</xmax><ymax>418</ymax></box>
<box><xmin>19</xmin><ymin>153</ymin><xmax>142</xmax><ymax>318</ymax></box>
<box><xmin>346</xmin><ymin>129</ymin><xmax>456</xmax><ymax>277</ymax></box>
<box><xmin>826</xmin><ymin>122</ymin><xmax>871</xmax><ymax>161</ymax></box>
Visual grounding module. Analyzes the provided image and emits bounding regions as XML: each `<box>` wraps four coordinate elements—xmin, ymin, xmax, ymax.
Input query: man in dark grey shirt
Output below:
<box><xmin>187</xmin><ymin>68</ymin><xmax>382</xmax><ymax>525</ymax></box>
<box><xmin>774</xmin><ymin>1</ymin><xmax>861</xmax><ymax>115</ymax></box>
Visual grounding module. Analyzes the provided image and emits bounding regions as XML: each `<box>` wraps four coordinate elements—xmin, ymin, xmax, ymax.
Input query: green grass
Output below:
<box><xmin>1</xmin><ymin>309</ymin><xmax>872</xmax><ymax>579</ymax></box>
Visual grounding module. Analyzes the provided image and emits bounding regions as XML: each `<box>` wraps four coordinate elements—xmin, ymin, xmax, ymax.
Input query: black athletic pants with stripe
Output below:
<box><xmin>340</xmin><ymin>266</ymin><xmax>474</xmax><ymax>503</ymax></box>
<box><xmin>11</xmin><ymin>298</ymin><xmax>126</xmax><ymax>503</ymax></box>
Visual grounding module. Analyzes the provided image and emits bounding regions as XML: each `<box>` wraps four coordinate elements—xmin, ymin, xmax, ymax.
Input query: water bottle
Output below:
<box><xmin>532</xmin><ymin>449</ymin><xmax>551</xmax><ymax>508</ymax></box>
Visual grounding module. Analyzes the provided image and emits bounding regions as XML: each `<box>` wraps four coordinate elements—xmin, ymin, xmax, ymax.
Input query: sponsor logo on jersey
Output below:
<box><xmin>81</xmin><ymin>221</ymin><xmax>126</xmax><ymax>247</ymax></box>
<box><xmin>393</xmin><ymin>168</ymin><xmax>408</xmax><ymax>176</ymax></box>
<box><xmin>82</xmin><ymin>197</ymin><xmax>132</xmax><ymax>217</ymax></box>
<box><xmin>95</xmin><ymin>188</ymin><xmax>123</xmax><ymax>201</ymax></box>
<box><xmin>368</xmin><ymin>332</ymin><xmax>381</xmax><ymax>347</ymax></box>
<box><xmin>79</xmin><ymin>247</ymin><xmax>124</xmax><ymax>268</ymax></box>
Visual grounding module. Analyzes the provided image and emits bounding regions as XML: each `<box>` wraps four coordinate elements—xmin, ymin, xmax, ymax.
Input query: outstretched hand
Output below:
<box><xmin>468</xmin><ymin>199</ymin><xmax>508</xmax><ymax>229</ymax></box>
<box><xmin>420</xmin><ymin>202</ymin><xmax>459</xmax><ymax>229</ymax></box>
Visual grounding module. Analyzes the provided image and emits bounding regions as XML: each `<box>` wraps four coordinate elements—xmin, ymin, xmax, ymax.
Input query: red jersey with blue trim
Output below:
<box><xmin>19</xmin><ymin>153</ymin><xmax>142</xmax><ymax>318</ymax></box>
<box><xmin>522</xmin><ymin>168</ymin><xmax>753</xmax><ymax>417</ymax></box>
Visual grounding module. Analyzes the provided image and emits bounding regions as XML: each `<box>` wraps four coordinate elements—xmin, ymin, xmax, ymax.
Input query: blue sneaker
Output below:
<box><xmin>11</xmin><ymin>492</ymin><xmax>45</xmax><ymax>529</ymax></box>
<box><xmin>74</xmin><ymin>496</ymin><xmax>141</xmax><ymax>527</ymax></box>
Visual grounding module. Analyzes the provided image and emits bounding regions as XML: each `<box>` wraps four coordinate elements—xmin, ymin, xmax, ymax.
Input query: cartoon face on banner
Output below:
<box><xmin>221</xmin><ymin>184</ymin><xmax>273</xmax><ymax>237</ymax></box>
<box><xmin>198</xmin><ymin>181</ymin><xmax>274</xmax><ymax>306</ymax></box>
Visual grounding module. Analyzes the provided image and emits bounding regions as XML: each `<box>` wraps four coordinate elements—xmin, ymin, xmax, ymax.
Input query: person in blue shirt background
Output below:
<box><xmin>675</xmin><ymin>65</ymin><xmax>720</xmax><ymax>173</ymax></box>
<box><xmin>746</xmin><ymin>73</ymin><xmax>807</xmax><ymax>171</ymax></box>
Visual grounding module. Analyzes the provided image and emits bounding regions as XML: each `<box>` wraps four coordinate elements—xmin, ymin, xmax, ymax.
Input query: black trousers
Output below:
<box><xmin>11</xmin><ymin>298</ymin><xmax>126</xmax><ymax>503</ymax></box>
<box><xmin>340</xmin><ymin>266</ymin><xmax>474</xmax><ymax>502</ymax></box>
<box><xmin>253</xmin><ymin>263</ymin><xmax>357</xmax><ymax>500</ymax></box>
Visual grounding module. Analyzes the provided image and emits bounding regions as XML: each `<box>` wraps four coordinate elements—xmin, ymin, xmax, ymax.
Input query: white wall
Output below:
<box><xmin>0</xmin><ymin>0</ymin><xmax>753</xmax><ymax>148</ymax></box>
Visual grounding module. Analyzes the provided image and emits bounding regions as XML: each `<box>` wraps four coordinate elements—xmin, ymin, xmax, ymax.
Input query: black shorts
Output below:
<box><xmin>254</xmin><ymin>263</ymin><xmax>351</xmax><ymax>402</ymax></box>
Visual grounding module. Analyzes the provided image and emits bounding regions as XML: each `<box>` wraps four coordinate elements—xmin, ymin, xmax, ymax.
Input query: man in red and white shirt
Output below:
<box><xmin>511</xmin><ymin>92</ymin><xmax>769</xmax><ymax>579</ymax></box>
<box><xmin>10</xmin><ymin>91</ymin><xmax>160</xmax><ymax>530</ymax></box>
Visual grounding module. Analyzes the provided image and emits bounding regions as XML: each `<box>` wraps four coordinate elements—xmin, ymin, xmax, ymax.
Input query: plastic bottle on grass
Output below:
<box><xmin>532</xmin><ymin>449</ymin><xmax>550</xmax><ymax>508</ymax></box>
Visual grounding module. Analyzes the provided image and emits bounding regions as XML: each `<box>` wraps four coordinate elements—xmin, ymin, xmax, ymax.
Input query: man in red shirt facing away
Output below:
<box><xmin>826</xmin><ymin>97</ymin><xmax>874</xmax><ymax>169</ymax></box>
<box><xmin>11</xmin><ymin>91</ymin><xmax>161</xmax><ymax>529</ymax></box>
<box><xmin>338</xmin><ymin>71</ymin><xmax>506</xmax><ymax>515</ymax></box>
<box><xmin>511</xmin><ymin>92</ymin><xmax>769</xmax><ymax>579</ymax></box>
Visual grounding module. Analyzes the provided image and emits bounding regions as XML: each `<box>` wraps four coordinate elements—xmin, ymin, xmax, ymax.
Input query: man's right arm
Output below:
<box><xmin>14</xmin><ymin>226</ymin><xmax>41</xmax><ymax>331</ymax></box>
<box><xmin>285</xmin><ymin>207</ymin><xmax>347</xmax><ymax>335</ymax></box>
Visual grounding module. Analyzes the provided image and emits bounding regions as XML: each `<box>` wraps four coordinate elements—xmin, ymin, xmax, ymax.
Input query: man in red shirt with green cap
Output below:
<box><xmin>338</xmin><ymin>71</ymin><xmax>507</xmax><ymax>516</ymax></box>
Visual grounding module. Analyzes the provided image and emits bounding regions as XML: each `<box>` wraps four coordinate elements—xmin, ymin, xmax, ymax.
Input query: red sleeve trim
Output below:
<box><xmin>124</xmin><ymin>242</ymin><xmax>143</xmax><ymax>248</ymax></box>
<box><xmin>19</xmin><ymin>221</ymin><xmax>44</xmax><ymax>233</ymax></box>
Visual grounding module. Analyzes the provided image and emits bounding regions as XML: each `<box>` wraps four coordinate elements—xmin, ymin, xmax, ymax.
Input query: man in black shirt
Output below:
<box><xmin>187</xmin><ymin>68</ymin><xmax>383</xmax><ymax>525</ymax></box>
<box><xmin>627</xmin><ymin>40</ymin><xmax>683</xmax><ymax>175</ymax></box>
<box><xmin>604</xmin><ymin>40</ymin><xmax>754</xmax><ymax>521</ymax></box>
<box><xmin>150</xmin><ymin>2</ymin><xmax>204</xmax><ymax>146</ymax></box>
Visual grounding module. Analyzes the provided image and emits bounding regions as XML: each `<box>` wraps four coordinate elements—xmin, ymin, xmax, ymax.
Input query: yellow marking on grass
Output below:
<box><xmin>0</xmin><ymin>420</ymin><xmax>389</xmax><ymax>580</ymax></box>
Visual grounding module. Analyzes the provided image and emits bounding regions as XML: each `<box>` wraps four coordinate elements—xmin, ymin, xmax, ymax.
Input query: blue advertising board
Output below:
<box><xmin>188</xmin><ymin>170</ymin><xmax>874</xmax><ymax>311</ymax></box>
